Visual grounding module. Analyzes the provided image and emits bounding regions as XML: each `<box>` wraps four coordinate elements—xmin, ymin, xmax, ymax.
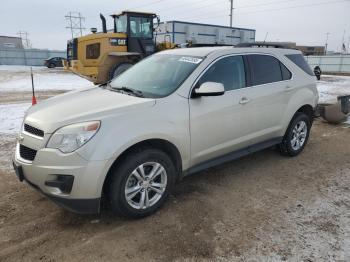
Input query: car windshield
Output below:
<box><xmin>110</xmin><ymin>54</ymin><xmax>203</xmax><ymax>98</ymax></box>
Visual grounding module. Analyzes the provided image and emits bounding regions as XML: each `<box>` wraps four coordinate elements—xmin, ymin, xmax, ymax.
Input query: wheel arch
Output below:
<box><xmin>296</xmin><ymin>104</ymin><xmax>314</xmax><ymax>121</ymax></box>
<box><xmin>102</xmin><ymin>138</ymin><xmax>183</xmax><ymax>195</ymax></box>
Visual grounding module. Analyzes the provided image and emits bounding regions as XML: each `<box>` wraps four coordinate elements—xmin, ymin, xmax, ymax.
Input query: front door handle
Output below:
<box><xmin>239</xmin><ymin>97</ymin><xmax>250</xmax><ymax>105</ymax></box>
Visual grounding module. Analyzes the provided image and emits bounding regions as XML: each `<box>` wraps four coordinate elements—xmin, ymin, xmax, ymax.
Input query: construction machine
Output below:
<box><xmin>64</xmin><ymin>11</ymin><xmax>173</xmax><ymax>84</ymax></box>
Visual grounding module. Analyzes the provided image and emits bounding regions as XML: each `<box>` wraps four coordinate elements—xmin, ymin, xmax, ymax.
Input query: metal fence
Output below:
<box><xmin>305</xmin><ymin>55</ymin><xmax>350</xmax><ymax>74</ymax></box>
<box><xmin>0</xmin><ymin>48</ymin><xmax>66</xmax><ymax>66</ymax></box>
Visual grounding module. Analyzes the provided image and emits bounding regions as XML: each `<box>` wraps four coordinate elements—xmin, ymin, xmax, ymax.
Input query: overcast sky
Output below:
<box><xmin>1</xmin><ymin>0</ymin><xmax>349</xmax><ymax>52</ymax></box>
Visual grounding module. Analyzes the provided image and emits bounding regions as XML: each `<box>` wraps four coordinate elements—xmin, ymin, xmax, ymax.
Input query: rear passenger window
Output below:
<box><xmin>280</xmin><ymin>62</ymin><xmax>292</xmax><ymax>80</ymax></box>
<box><xmin>198</xmin><ymin>56</ymin><xmax>246</xmax><ymax>91</ymax></box>
<box><xmin>286</xmin><ymin>54</ymin><xmax>314</xmax><ymax>76</ymax></box>
<box><xmin>247</xmin><ymin>55</ymin><xmax>283</xmax><ymax>86</ymax></box>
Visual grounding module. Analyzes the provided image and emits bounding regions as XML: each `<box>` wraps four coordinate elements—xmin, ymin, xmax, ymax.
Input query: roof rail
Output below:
<box><xmin>236</xmin><ymin>42</ymin><xmax>292</xmax><ymax>48</ymax></box>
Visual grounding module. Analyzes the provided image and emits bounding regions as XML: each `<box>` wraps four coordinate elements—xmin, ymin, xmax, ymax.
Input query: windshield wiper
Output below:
<box><xmin>110</xmin><ymin>86</ymin><xmax>144</xmax><ymax>98</ymax></box>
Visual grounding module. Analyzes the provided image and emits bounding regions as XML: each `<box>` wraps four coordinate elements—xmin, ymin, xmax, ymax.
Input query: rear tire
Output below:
<box><xmin>109</xmin><ymin>62</ymin><xmax>134</xmax><ymax>80</ymax></box>
<box><xmin>278</xmin><ymin>112</ymin><xmax>311</xmax><ymax>157</ymax></box>
<box><xmin>108</xmin><ymin>148</ymin><xmax>176</xmax><ymax>218</ymax></box>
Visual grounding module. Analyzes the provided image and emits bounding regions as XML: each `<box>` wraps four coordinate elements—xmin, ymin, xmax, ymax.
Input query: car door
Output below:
<box><xmin>243</xmin><ymin>54</ymin><xmax>292</xmax><ymax>144</ymax></box>
<box><xmin>189</xmin><ymin>55</ymin><xmax>257</xmax><ymax>166</ymax></box>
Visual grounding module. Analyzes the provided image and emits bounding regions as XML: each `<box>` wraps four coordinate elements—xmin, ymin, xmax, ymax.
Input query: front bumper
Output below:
<box><xmin>13</xmin><ymin>142</ymin><xmax>109</xmax><ymax>214</ymax></box>
<box><xmin>13</xmin><ymin>162</ymin><xmax>100</xmax><ymax>214</ymax></box>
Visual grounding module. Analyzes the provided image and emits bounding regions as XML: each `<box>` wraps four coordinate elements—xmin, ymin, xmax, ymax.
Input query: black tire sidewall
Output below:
<box><xmin>109</xmin><ymin>62</ymin><xmax>133</xmax><ymax>80</ymax></box>
<box><xmin>283</xmin><ymin>113</ymin><xmax>311</xmax><ymax>156</ymax></box>
<box><xmin>109</xmin><ymin>149</ymin><xmax>176</xmax><ymax>218</ymax></box>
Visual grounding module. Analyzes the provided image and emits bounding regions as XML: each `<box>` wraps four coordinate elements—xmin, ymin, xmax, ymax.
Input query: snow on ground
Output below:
<box><xmin>317</xmin><ymin>75</ymin><xmax>350</xmax><ymax>103</ymax></box>
<box><xmin>0</xmin><ymin>65</ymin><xmax>92</xmax><ymax>91</ymax></box>
<box><xmin>0</xmin><ymin>103</ymin><xmax>31</xmax><ymax>134</ymax></box>
<box><xmin>0</xmin><ymin>65</ymin><xmax>46</xmax><ymax>71</ymax></box>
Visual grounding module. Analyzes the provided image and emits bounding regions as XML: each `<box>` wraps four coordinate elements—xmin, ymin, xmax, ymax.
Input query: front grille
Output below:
<box><xmin>19</xmin><ymin>145</ymin><xmax>37</xmax><ymax>161</ymax></box>
<box><xmin>24</xmin><ymin>124</ymin><xmax>44</xmax><ymax>137</ymax></box>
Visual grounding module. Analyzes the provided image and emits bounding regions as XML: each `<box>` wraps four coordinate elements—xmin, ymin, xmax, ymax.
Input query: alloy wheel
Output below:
<box><xmin>291</xmin><ymin>120</ymin><xmax>308</xmax><ymax>151</ymax></box>
<box><xmin>124</xmin><ymin>162</ymin><xmax>167</xmax><ymax>210</ymax></box>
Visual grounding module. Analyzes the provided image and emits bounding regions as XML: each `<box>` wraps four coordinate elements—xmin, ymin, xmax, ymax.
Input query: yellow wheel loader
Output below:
<box><xmin>64</xmin><ymin>11</ymin><xmax>173</xmax><ymax>84</ymax></box>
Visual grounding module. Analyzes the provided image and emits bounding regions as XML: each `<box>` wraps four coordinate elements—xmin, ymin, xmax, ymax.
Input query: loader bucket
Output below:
<box><xmin>318</xmin><ymin>95</ymin><xmax>350</xmax><ymax>124</ymax></box>
<box><xmin>338</xmin><ymin>95</ymin><xmax>350</xmax><ymax>115</ymax></box>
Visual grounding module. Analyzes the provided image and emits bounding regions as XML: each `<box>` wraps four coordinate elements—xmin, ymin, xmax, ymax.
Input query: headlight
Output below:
<box><xmin>47</xmin><ymin>121</ymin><xmax>100</xmax><ymax>153</ymax></box>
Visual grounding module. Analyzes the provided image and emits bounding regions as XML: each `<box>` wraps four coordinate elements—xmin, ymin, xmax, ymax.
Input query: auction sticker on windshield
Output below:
<box><xmin>179</xmin><ymin>57</ymin><xmax>203</xmax><ymax>64</ymax></box>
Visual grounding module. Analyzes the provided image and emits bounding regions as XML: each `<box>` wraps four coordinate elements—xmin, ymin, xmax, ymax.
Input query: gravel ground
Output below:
<box><xmin>0</xmin><ymin>119</ymin><xmax>349</xmax><ymax>261</ymax></box>
<box><xmin>0</xmin><ymin>70</ymin><xmax>349</xmax><ymax>261</ymax></box>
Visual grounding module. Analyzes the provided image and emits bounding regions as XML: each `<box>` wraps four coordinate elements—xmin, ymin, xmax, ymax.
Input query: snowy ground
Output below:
<box><xmin>0</xmin><ymin>103</ymin><xmax>30</xmax><ymax>134</ymax></box>
<box><xmin>0</xmin><ymin>67</ymin><xmax>349</xmax><ymax>135</ymax></box>
<box><xmin>318</xmin><ymin>75</ymin><xmax>350</xmax><ymax>103</ymax></box>
<box><xmin>0</xmin><ymin>65</ymin><xmax>91</xmax><ymax>92</ymax></box>
<box><xmin>0</xmin><ymin>66</ymin><xmax>92</xmax><ymax>134</ymax></box>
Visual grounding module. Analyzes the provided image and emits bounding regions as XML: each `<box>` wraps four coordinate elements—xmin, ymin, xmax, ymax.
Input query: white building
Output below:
<box><xmin>0</xmin><ymin>36</ymin><xmax>23</xmax><ymax>49</ymax></box>
<box><xmin>155</xmin><ymin>21</ymin><xmax>255</xmax><ymax>46</ymax></box>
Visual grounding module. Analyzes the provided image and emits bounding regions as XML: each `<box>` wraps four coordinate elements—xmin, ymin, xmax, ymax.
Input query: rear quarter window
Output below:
<box><xmin>285</xmin><ymin>54</ymin><xmax>314</xmax><ymax>76</ymax></box>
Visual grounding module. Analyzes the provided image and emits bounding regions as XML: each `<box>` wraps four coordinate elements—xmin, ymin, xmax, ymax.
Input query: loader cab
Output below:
<box><xmin>113</xmin><ymin>11</ymin><xmax>157</xmax><ymax>57</ymax></box>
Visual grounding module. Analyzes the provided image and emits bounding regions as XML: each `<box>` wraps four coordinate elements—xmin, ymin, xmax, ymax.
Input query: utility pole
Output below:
<box><xmin>65</xmin><ymin>12</ymin><xmax>86</xmax><ymax>39</ymax></box>
<box><xmin>229</xmin><ymin>0</ymin><xmax>234</xmax><ymax>27</ymax></box>
<box><xmin>324</xmin><ymin>32</ymin><xmax>330</xmax><ymax>55</ymax></box>
<box><xmin>263</xmin><ymin>32</ymin><xmax>269</xmax><ymax>43</ymax></box>
<box><xmin>17</xmin><ymin>31</ymin><xmax>31</xmax><ymax>48</ymax></box>
<box><xmin>340</xmin><ymin>29</ymin><xmax>346</xmax><ymax>54</ymax></box>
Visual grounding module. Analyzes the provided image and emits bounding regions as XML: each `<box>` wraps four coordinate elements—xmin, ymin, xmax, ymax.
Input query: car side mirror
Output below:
<box><xmin>193</xmin><ymin>82</ymin><xmax>225</xmax><ymax>97</ymax></box>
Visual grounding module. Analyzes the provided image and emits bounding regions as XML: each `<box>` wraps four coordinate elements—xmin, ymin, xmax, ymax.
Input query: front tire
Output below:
<box><xmin>108</xmin><ymin>148</ymin><xmax>176</xmax><ymax>218</ymax></box>
<box><xmin>278</xmin><ymin>112</ymin><xmax>311</xmax><ymax>156</ymax></box>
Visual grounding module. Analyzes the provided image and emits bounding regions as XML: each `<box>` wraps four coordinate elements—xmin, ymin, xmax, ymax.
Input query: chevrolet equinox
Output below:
<box><xmin>13</xmin><ymin>47</ymin><xmax>318</xmax><ymax>218</ymax></box>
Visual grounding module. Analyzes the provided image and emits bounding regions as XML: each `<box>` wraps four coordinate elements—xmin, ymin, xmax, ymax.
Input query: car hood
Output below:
<box><xmin>25</xmin><ymin>87</ymin><xmax>156</xmax><ymax>133</ymax></box>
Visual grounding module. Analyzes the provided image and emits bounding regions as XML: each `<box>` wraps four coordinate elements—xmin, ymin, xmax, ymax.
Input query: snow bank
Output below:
<box><xmin>0</xmin><ymin>103</ymin><xmax>30</xmax><ymax>134</ymax></box>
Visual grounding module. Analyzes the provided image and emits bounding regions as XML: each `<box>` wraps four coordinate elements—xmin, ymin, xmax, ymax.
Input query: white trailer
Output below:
<box><xmin>155</xmin><ymin>20</ymin><xmax>255</xmax><ymax>46</ymax></box>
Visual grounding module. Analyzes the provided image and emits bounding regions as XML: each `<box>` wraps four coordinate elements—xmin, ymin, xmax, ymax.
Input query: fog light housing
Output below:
<box><xmin>45</xmin><ymin>175</ymin><xmax>74</xmax><ymax>194</ymax></box>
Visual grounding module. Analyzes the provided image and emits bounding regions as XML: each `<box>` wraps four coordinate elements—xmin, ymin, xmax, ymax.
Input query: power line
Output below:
<box><xmin>237</xmin><ymin>0</ymin><xmax>350</xmax><ymax>15</ymax></box>
<box><xmin>65</xmin><ymin>12</ymin><xmax>86</xmax><ymax>39</ymax></box>
<box><xmin>177</xmin><ymin>0</ymin><xmax>349</xmax><ymax>21</ymax></box>
<box><xmin>236</xmin><ymin>0</ymin><xmax>301</xmax><ymax>9</ymax></box>
<box><xmin>157</xmin><ymin>0</ymin><xmax>227</xmax><ymax>13</ymax></box>
<box><xmin>130</xmin><ymin>0</ymin><xmax>168</xmax><ymax>9</ymax></box>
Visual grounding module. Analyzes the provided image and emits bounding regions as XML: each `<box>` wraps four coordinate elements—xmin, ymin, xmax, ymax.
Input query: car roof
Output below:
<box><xmin>158</xmin><ymin>46</ymin><xmax>301</xmax><ymax>57</ymax></box>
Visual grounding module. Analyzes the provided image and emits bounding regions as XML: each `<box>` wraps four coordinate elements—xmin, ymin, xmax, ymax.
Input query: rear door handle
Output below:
<box><xmin>239</xmin><ymin>97</ymin><xmax>250</xmax><ymax>105</ymax></box>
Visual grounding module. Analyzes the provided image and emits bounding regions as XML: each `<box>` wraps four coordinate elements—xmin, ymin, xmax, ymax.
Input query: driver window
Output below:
<box><xmin>197</xmin><ymin>56</ymin><xmax>246</xmax><ymax>91</ymax></box>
